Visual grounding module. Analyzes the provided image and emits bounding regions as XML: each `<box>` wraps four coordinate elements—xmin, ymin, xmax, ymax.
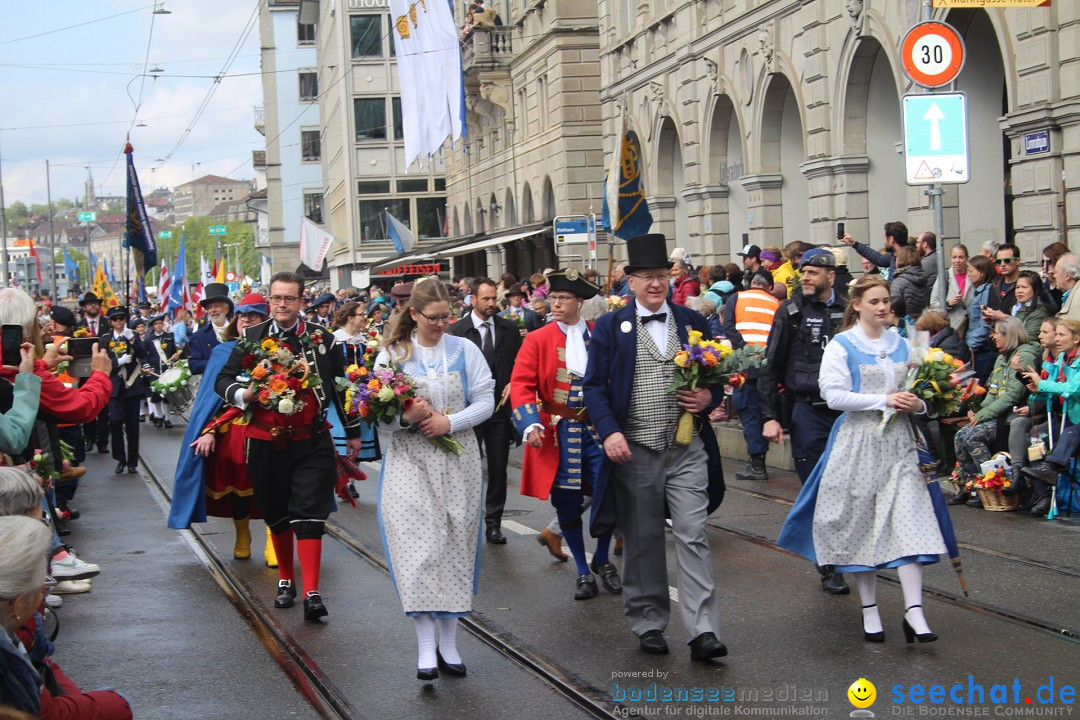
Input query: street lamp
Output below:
<box><xmin>153</xmin><ymin>2</ymin><xmax>171</xmax><ymax>14</ymax></box>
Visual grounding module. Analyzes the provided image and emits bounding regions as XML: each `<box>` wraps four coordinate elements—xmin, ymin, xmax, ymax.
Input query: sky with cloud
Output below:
<box><xmin>1</xmin><ymin>0</ymin><xmax>269</xmax><ymax>209</ymax></box>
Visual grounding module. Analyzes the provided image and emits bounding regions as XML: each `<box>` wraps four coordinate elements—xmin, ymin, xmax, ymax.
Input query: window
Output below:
<box><xmin>301</xmin><ymin>130</ymin><xmax>321</xmax><ymax>161</ymax></box>
<box><xmin>417</xmin><ymin>197</ymin><xmax>447</xmax><ymax>239</ymax></box>
<box><xmin>397</xmin><ymin>179</ymin><xmax>428</xmax><ymax>193</ymax></box>
<box><xmin>357</xmin><ymin>181</ymin><xmax>391</xmax><ymax>194</ymax></box>
<box><xmin>434</xmin><ymin>179</ymin><xmax>446</xmax><ymax>192</ymax></box>
<box><xmin>354</xmin><ymin>98</ymin><xmax>386</xmax><ymax>141</ymax></box>
<box><xmin>358</xmin><ymin>199</ymin><xmax>408</xmax><ymax>243</ymax></box>
<box><xmin>303</xmin><ymin>192</ymin><xmax>324</xmax><ymax>224</ymax></box>
<box><xmin>299</xmin><ymin>71</ymin><xmax>318</xmax><ymax>100</ymax></box>
<box><xmin>297</xmin><ymin>21</ymin><xmax>315</xmax><ymax>45</ymax></box>
<box><xmin>391</xmin><ymin>97</ymin><xmax>403</xmax><ymax>141</ymax></box>
<box><xmin>350</xmin><ymin>15</ymin><xmax>381</xmax><ymax>58</ymax></box>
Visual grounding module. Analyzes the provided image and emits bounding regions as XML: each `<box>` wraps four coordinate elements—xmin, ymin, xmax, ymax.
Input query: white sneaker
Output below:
<box><xmin>51</xmin><ymin>551</ymin><xmax>100</xmax><ymax>580</ymax></box>
<box><xmin>44</xmin><ymin>594</ymin><xmax>63</xmax><ymax>608</ymax></box>
<box><xmin>53</xmin><ymin>579</ymin><xmax>92</xmax><ymax>595</ymax></box>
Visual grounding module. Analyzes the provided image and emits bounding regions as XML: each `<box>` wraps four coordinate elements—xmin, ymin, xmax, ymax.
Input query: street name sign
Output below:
<box><xmin>1024</xmin><ymin>130</ymin><xmax>1050</xmax><ymax>156</ymax></box>
<box><xmin>902</xmin><ymin>93</ymin><xmax>969</xmax><ymax>185</ymax></box>
<box><xmin>554</xmin><ymin>217</ymin><xmax>592</xmax><ymax>244</ymax></box>
<box><xmin>208</xmin><ymin>225</ymin><xmax>227</xmax><ymax>236</ymax></box>
<box><xmin>77</xmin><ymin>211</ymin><xmax>96</xmax><ymax>222</ymax></box>
<box><xmin>900</xmin><ymin>21</ymin><xmax>966</xmax><ymax>88</ymax></box>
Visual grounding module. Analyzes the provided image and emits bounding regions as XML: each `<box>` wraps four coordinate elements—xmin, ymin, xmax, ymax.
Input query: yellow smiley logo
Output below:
<box><xmin>848</xmin><ymin>678</ymin><xmax>876</xmax><ymax>709</ymax></box>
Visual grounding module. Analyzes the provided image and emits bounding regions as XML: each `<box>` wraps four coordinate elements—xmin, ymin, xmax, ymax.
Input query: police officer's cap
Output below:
<box><xmin>798</xmin><ymin>248</ymin><xmax>836</xmax><ymax>270</ymax></box>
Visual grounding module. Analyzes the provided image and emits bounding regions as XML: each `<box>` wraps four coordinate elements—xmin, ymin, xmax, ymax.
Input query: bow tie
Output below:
<box><xmin>641</xmin><ymin>313</ymin><xmax>667</xmax><ymax>324</ymax></box>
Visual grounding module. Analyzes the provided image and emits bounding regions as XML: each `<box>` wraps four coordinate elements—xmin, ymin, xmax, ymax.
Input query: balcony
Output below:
<box><xmin>254</xmin><ymin>105</ymin><xmax>265</xmax><ymax>136</ymax></box>
<box><xmin>462</xmin><ymin>27</ymin><xmax>513</xmax><ymax>73</ymax></box>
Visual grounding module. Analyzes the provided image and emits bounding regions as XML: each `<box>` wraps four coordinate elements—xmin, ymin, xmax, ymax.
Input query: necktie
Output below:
<box><xmin>482</xmin><ymin>321</ymin><xmax>494</xmax><ymax>363</ymax></box>
<box><xmin>641</xmin><ymin>313</ymin><xmax>667</xmax><ymax>324</ymax></box>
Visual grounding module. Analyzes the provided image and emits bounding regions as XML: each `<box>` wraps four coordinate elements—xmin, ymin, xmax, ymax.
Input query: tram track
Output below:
<box><xmin>138</xmin><ymin>455</ymin><xmax>622</xmax><ymax>720</ymax></box>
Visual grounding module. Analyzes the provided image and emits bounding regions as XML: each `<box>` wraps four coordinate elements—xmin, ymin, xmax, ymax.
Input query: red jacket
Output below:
<box><xmin>0</xmin><ymin>361</ymin><xmax>110</xmax><ymax>425</ymax></box>
<box><xmin>672</xmin><ymin>276</ymin><xmax>701</xmax><ymax>306</ymax></box>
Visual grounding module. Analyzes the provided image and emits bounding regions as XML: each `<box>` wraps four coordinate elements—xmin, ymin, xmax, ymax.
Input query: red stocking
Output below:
<box><xmin>296</xmin><ymin>538</ymin><xmax>322</xmax><ymax>595</ymax></box>
<box><xmin>270</xmin><ymin>530</ymin><xmax>295</xmax><ymax>582</ymax></box>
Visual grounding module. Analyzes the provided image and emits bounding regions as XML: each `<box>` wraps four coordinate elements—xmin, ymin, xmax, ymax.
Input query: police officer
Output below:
<box><xmin>757</xmin><ymin>247</ymin><xmax>850</xmax><ymax>595</ymax></box>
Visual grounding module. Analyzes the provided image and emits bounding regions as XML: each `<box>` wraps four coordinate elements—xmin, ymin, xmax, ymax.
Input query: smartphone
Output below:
<box><xmin>836</xmin><ymin>222</ymin><xmax>845</xmax><ymax>241</ymax></box>
<box><xmin>68</xmin><ymin>337</ymin><xmax>96</xmax><ymax>358</ymax></box>
<box><xmin>1</xmin><ymin>325</ymin><xmax>22</xmax><ymax>367</ymax></box>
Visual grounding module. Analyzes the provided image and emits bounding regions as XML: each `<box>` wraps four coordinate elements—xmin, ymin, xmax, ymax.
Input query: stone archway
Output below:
<box><xmin>541</xmin><ymin>177</ymin><xmax>556</xmax><ymax>221</ymax></box>
<box><xmin>706</xmin><ymin>95</ymin><xmax>746</xmax><ymax>260</ymax></box>
<box><xmin>521</xmin><ymin>182</ymin><xmax>534</xmax><ymax>224</ymax></box>
<box><xmin>504</xmin><ymin>188</ymin><xmax>517</xmax><ymax>227</ymax></box>
<box><xmin>752</xmin><ymin>73</ymin><xmax>808</xmax><ymax>247</ymax></box>
<box><xmin>655</xmin><ymin>117</ymin><xmax>686</xmax><ymax>244</ymax></box>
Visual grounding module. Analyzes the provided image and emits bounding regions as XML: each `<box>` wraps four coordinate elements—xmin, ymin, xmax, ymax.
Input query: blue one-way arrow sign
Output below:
<box><xmin>902</xmin><ymin>92</ymin><xmax>969</xmax><ymax>185</ymax></box>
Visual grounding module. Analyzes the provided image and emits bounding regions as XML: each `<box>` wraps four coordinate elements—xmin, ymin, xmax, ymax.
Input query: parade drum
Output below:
<box><xmin>153</xmin><ymin>361</ymin><xmax>195</xmax><ymax>413</ymax></box>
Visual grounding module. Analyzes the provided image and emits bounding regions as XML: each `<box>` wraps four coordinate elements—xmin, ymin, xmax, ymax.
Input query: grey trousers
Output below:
<box><xmin>611</xmin><ymin>437</ymin><xmax>721</xmax><ymax>643</ymax></box>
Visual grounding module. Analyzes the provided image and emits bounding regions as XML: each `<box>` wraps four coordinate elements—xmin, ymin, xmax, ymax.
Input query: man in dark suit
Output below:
<box><xmin>449</xmin><ymin>276</ymin><xmax>522</xmax><ymax>543</ymax></box>
<box><xmin>76</xmin><ymin>292</ymin><xmax>110</xmax><ymax>455</ymax></box>
<box><xmin>103</xmin><ymin>306</ymin><xmax>152</xmax><ymax>474</ymax></box>
<box><xmin>498</xmin><ymin>286</ymin><xmax>541</xmax><ymax>334</ymax></box>
<box><xmin>583</xmin><ymin>233</ymin><xmax>728</xmax><ymax>662</ymax></box>
<box><xmin>188</xmin><ymin>283</ymin><xmax>233</xmax><ymax>375</ymax></box>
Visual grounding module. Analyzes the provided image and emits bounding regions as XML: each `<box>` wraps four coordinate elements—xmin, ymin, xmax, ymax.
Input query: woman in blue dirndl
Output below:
<box><xmin>779</xmin><ymin>276</ymin><xmax>948</xmax><ymax>644</ymax></box>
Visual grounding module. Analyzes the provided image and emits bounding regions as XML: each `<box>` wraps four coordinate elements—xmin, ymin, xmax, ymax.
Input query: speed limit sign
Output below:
<box><xmin>900</xmin><ymin>21</ymin><xmax>965</xmax><ymax>88</ymax></box>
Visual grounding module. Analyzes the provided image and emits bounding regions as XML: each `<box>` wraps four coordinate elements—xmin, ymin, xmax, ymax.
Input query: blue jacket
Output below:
<box><xmin>187</xmin><ymin>321</ymin><xmax>222</xmax><ymax>375</ymax></box>
<box><xmin>582</xmin><ymin>301</ymin><xmax>726</xmax><ymax>536</ymax></box>
<box><xmin>966</xmin><ymin>282</ymin><xmax>992</xmax><ymax>351</ymax></box>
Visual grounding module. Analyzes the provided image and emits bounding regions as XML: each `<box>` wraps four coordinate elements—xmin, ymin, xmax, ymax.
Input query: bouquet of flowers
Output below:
<box><xmin>336</xmin><ymin>362</ymin><xmax>465</xmax><ymax>455</ymax></box>
<box><xmin>512</xmin><ymin>314</ymin><xmax>526</xmax><ymax>331</ymax></box>
<box><xmin>879</xmin><ymin>346</ymin><xmax>969</xmax><ymax>433</ymax></box>
<box><xmin>108</xmin><ymin>338</ymin><xmax>129</xmax><ymax>356</ymax></box>
<box><xmin>73</xmin><ymin>328</ymin><xmax>91</xmax><ymax>338</ymax></box>
<box><xmin>974</xmin><ymin>465</ymin><xmax>1010</xmax><ymax>493</ymax></box>
<box><xmin>235</xmin><ymin>336</ymin><xmax>322</xmax><ymax>417</ymax></box>
<box><xmin>668</xmin><ymin>330</ymin><xmax>766</xmax><ymax>445</ymax></box>
<box><xmin>27</xmin><ymin>449</ymin><xmax>60</xmax><ymax>487</ymax></box>
<box><xmin>608</xmin><ymin>296</ymin><xmax>628</xmax><ymax>311</ymax></box>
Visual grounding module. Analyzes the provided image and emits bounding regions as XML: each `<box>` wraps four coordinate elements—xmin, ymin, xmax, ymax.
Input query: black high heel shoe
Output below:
<box><xmin>436</xmin><ymin>648</ymin><xmax>467</xmax><ymax>677</ymax></box>
<box><xmin>902</xmin><ymin>605</ymin><xmax>938</xmax><ymax>644</ymax></box>
<box><xmin>416</xmin><ymin>667</ymin><xmax>438</xmax><ymax>681</ymax></box>
<box><xmin>862</xmin><ymin>604</ymin><xmax>884</xmax><ymax>643</ymax></box>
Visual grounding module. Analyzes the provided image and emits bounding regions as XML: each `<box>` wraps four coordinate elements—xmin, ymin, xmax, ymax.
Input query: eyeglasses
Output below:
<box><xmin>417</xmin><ymin>310</ymin><xmax>452</xmax><ymax>325</ymax></box>
<box><xmin>268</xmin><ymin>295</ymin><xmax>300</xmax><ymax>305</ymax></box>
<box><xmin>630</xmin><ymin>273</ymin><xmax>668</xmax><ymax>285</ymax></box>
<box><xmin>548</xmin><ymin>294</ymin><xmax>577</xmax><ymax>303</ymax></box>
<box><xmin>994</xmin><ymin>258</ymin><xmax>1017</xmax><ymax>265</ymax></box>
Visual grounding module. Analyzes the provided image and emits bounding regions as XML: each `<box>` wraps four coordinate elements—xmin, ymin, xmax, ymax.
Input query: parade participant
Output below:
<box><xmin>778</xmin><ymin>276</ymin><xmax>948</xmax><ymax>644</ymax></box>
<box><xmin>332</xmin><ymin>302</ymin><xmax>368</xmax><ymax>345</ymax></box>
<box><xmin>215</xmin><ymin>273</ymin><xmax>362</xmax><ymax>622</ymax></box>
<box><xmin>722</xmin><ymin>272</ymin><xmax>780</xmax><ymax>481</ymax></box>
<box><xmin>329</xmin><ymin>300</ymin><xmax>381</xmax><ymax>491</ymax></box>
<box><xmin>188</xmin><ymin>283</ymin><xmax>233</xmax><ymax>375</ymax></box>
<box><xmin>757</xmin><ymin>247</ymin><xmax>850</xmax><ymax>594</ymax></box>
<box><xmin>499</xmin><ymin>285</ymin><xmax>540</xmax><ymax>334</ymax></box>
<box><xmin>104</xmin><ymin>307</ymin><xmax>150</xmax><ymax>474</ymax></box>
<box><xmin>170</xmin><ymin>294</ymin><xmax>273</xmax><ymax>563</ymax></box>
<box><xmin>77</xmin><ymin>292</ymin><xmax>109</xmax><ymax>455</ymax></box>
<box><xmin>144</xmin><ymin>314</ymin><xmax>179</xmax><ymax>429</ymax></box>
<box><xmin>375</xmin><ymin>278</ymin><xmax>494</xmax><ymax>680</ymax></box>
<box><xmin>309</xmin><ymin>293</ymin><xmax>335</xmax><ymax>328</ymax></box>
<box><xmin>510</xmin><ymin>269</ymin><xmax>620</xmax><ymax>600</ymax></box>
<box><xmin>129</xmin><ymin>316</ymin><xmax>151</xmax><ymax>424</ymax></box>
<box><xmin>583</xmin><ymin>233</ymin><xmax>728</xmax><ymax>661</ymax></box>
<box><xmin>448</xmin><ymin>277</ymin><xmax>522</xmax><ymax>544</ymax></box>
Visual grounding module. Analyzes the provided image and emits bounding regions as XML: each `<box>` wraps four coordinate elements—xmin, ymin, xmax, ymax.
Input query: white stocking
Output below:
<box><xmin>437</xmin><ymin>617</ymin><xmax>462</xmax><ymax>664</ymax></box>
<box><xmin>412</xmin><ymin>613</ymin><xmax>437</xmax><ymax>670</ymax></box>
<box><xmin>897</xmin><ymin>562</ymin><xmax>931</xmax><ymax>634</ymax></box>
<box><xmin>852</xmin><ymin>571</ymin><xmax>882</xmax><ymax>635</ymax></box>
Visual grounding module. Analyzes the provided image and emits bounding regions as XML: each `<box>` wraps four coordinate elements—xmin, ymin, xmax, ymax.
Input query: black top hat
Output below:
<box><xmin>106</xmin><ymin>306</ymin><xmax>130</xmax><ymax>322</ymax></box>
<box><xmin>50</xmin><ymin>306</ymin><xmax>77</xmax><ymax>329</ymax></box>
<box><xmin>546</xmin><ymin>268</ymin><xmax>600</xmax><ymax>299</ymax></box>
<box><xmin>624</xmin><ymin>234</ymin><xmax>674</xmax><ymax>275</ymax></box>
<box><xmin>200</xmin><ymin>283</ymin><xmax>234</xmax><ymax>314</ymax></box>
<box><xmin>79</xmin><ymin>292</ymin><xmax>102</xmax><ymax>306</ymax></box>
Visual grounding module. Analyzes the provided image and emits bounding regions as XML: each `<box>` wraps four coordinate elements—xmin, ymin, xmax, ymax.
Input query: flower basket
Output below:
<box><xmin>976</xmin><ymin>488</ymin><xmax>1018</xmax><ymax>512</ymax></box>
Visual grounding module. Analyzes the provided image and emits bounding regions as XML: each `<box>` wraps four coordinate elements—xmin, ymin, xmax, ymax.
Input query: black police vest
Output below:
<box><xmin>783</xmin><ymin>297</ymin><xmax>845</xmax><ymax>401</ymax></box>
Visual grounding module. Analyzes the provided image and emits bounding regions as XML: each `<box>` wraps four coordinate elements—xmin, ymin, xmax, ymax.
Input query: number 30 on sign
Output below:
<box><xmin>900</xmin><ymin>21</ymin><xmax>966</xmax><ymax>88</ymax></box>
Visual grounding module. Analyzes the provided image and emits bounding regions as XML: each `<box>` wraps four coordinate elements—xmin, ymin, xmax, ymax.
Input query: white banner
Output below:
<box><xmin>351</xmin><ymin>269</ymin><xmax>371</xmax><ymax>289</ymax></box>
<box><xmin>299</xmin><ymin>217</ymin><xmax>335</xmax><ymax>271</ymax></box>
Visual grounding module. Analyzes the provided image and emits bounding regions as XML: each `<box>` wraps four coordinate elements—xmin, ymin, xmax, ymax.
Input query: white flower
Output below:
<box><xmin>377</xmin><ymin>386</ymin><xmax>395</xmax><ymax>403</ymax></box>
<box><xmin>277</xmin><ymin>398</ymin><xmax>295</xmax><ymax>414</ymax></box>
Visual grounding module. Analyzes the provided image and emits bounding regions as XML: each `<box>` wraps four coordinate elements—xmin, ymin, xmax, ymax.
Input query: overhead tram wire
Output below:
<box><xmin>0</xmin><ymin>5</ymin><xmax>153</xmax><ymax>45</ymax></box>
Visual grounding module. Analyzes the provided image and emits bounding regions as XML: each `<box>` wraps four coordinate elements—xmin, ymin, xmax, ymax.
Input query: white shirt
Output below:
<box><xmin>470</xmin><ymin>311</ymin><xmax>496</xmax><ymax>347</ymax></box>
<box><xmin>635</xmin><ymin>300</ymin><xmax>673</xmax><ymax>355</ymax></box>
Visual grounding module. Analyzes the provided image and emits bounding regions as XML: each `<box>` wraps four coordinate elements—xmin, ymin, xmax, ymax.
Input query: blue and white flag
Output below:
<box><xmin>390</xmin><ymin>0</ymin><xmax>464</xmax><ymax>166</ymax></box>
<box><xmin>63</xmin><ymin>250</ymin><xmax>79</xmax><ymax>286</ymax></box>
<box><xmin>386</xmin><ymin>210</ymin><xmax>416</xmax><ymax>254</ymax></box>
<box><xmin>601</xmin><ymin>107</ymin><xmax>653</xmax><ymax>240</ymax></box>
<box><xmin>169</xmin><ymin>229</ymin><xmax>188</xmax><ymax>317</ymax></box>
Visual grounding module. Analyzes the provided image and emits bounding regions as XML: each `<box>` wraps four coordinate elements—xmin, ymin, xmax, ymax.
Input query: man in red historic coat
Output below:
<box><xmin>510</xmin><ymin>269</ymin><xmax>621</xmax><ymax>601</ymax></box>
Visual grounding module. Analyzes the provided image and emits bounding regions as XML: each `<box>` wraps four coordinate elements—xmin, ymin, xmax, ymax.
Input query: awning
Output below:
<box><xmin>437</xmin><ymin>229</ymin><xmax>543</xmax><ymax>258</ymax></box>
<box><xmin>368</xmin><ymin>251</ymin><xmax>437</xmax><ymax>273</ymax></box>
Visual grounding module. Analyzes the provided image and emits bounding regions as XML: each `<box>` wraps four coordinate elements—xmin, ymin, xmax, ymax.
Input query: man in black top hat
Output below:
<box><xmin>103</xmin><ymin>306</ymin><xmax>151</xmax><ymax>474</ymax></box>
<box><xmin>188</xmin><ymin>283</ymin><xmax>233</xmax><ymax>375</ymax></box>
<box><xmin>737</xmin><ymin>244</ymin><xmax>774</xmax><ymax>290</ymax></box>
<box><xmin>76</xmin><ymin>292</ymin><xmax>110</xmax><ymax>454</ymax></box>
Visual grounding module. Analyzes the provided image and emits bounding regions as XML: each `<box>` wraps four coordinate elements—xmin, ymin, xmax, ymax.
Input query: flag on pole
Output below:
<box><xmin>122</xmin><ymin>142</ymin><xmax>157</xmax><ymax>277</ymax></box>
<box><xmin>27</xmin><ymin>240</ymin><xmax>42</xmax><ymax>283</ymax></box>
<box><xmin>91</xmin><ymin>266</ymin><xmax>120</xmax><ymax>308</ymax></box>
<box><xmin>601</xmin><ymin>107</ymin><xmax>653</xmax><ymax>241</ymax></box>
<box><xmin>299</xmin><ymin>217</ymin><xmax>334</xmax><ymax>271</ymax></box>
<box><xmin>134</xmin><ymin>270</ymin><xmax>148</xmax><ymax>304</ymax></box>
<box><xmin>169</xmin><ymin>230</ymin><xmax>188</xmax><ymax>317</ymax></box>
<box><xmin>89</xmin><ymin>250</ymin><xmax>99</xmax><ymax>277</ymax></box>
<box><xmin>105</xmin><ymin>259</ymin><xmax>116</xmax><ymax>287</ymax></box>
<box><xmin>216</xmin><ymin>256</ymin><xmax>226</xmax><ymax>283</ymax></box>
<box><xmin>389</xmin><ymin>0</ymin><xmax>464</xmax><ymax>167</ymax></box>
<box><xmin>63</xmin><ymin>250</ymin><xmax>79</xmax><ymax>287</ymax></box>
<box><xmin>386</xmin><ymin>210</ymin><xmax>416</xmax><ymax>254</ymax></box>
<box><xmin>192</xmin><ymin>252</ymin><xmax>210</xmax><ymax>319</ymax></box>
<box><xmin>158</xmin><ymin>259</ymin><xmax>171</xmax><ymax>314</ymax></box>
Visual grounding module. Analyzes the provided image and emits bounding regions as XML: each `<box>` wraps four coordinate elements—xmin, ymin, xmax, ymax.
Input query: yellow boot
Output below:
<box><xmin>233</xmin><ymin>517</ymin><xmax>252</xmax><ymax>559</ymax></box>
<box><xmin>264</xmin><ymin>525</ymin><xmax>278</xmax><ymax>568</ymax></box>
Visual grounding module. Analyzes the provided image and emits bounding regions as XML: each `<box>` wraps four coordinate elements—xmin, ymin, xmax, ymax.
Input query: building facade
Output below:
<box><xmin>173</xmin><ymin>175</ymin><xmax>252</xmax><ymax>221</ymax></box>
<box><xmin>593</xmin><ymin>0</ymin><xmax>1078</xmax><ymax>265</ymax></box>
<box><xmin>256</xmin><ymin>0</ymin><xmax>326</xmax><ymax>275</ymax></box>
<box><xmin>310</xmin><ymin>0</ymin><xmax>449</xmax><ymax>291</ymax></box>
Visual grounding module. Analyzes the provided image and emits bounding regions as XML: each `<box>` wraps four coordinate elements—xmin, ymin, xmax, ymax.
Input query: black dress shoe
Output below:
<box><xmin>127</xmin><ymin>465</ymin><xmax>138</xmax><ymax>475</ymax></box>
<box><xmin>1030</xmin><ymin>495</ymin><xmax>1052</xmax><ymax>517</ymax></box>
<box><xmin>152</xmin><ymin>417</ymin><xmax>162</xmax><ymax>428</ymax></box>
<box><xmin>97</xmin><ymin>445</ymin><xmax>109</xmax><ymax>454</ymax></box>
<box><xmin>436</xmin><ymin>649</ymin><xmax>466</xmax><ymax>677</ymax></box>
<box><xmin>163</xmin><ymin>420</ymin><xmax>172</xmax><ymax>429</ymax></box>
<box><xmin>638</xmin><ymin>630</ymin><xmax>669</xmax><ymax>655</ymax></box>
<box><xmin>303</xmin><ymin>592</ymin><xmax>328</xmax><ymax>622</ymax></box>
<box><xmin>574</xmin><ymin>574</ymin><xmax>598</xmax><ymax>600</ymax></box>
<box><xmin>947</xmin><ymin>491</ymin><xmax>970</xmax><ymax>505</ymax></box>
<box><xmin>417</xmin><ymin>667</ymin><xmax>439</xmax><ymax>681</ymax></box>
<box><xmin>348</xmin><ymin>483</ymin><xmax>360</xmax><ymax>499</ymax></box>
<box><xmin>818</xmin><ymin>566</ymin><xmax>849</xmax><ymax>595</ymax></box>
<box><xmin>485</xmin><ymin>527</ymin><xmax>507</xmax><ymax>544</ymax></box>
<box><xmin>966</xmin><ymin>494</ymin><xmax>984</xmax><ymax>508</ymax></box>
<box><xmin>689</xmin><ymin>632</ymin><xmax>728</xmax><ymax>661</ymax></box>
<box><xmin>114</xmin><ymin>461</ymin><xmax>126</xmax><ymax>474</ymax></box>
<box><xmin>589</xmin><ymin>560</ymin><xmax>622</xmax><ymax>594</ymax></box>
<box><xmin>274</xmin><ymin>579</ymin><xmax>296</xmax><ymax>608</ymax></box>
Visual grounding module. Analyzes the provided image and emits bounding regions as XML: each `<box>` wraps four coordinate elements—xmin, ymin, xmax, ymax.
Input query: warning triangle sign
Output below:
<box><xmin>914</xmin><ymin>161</ymin><xmax>936</xmax><ymax>181</ymax></box>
